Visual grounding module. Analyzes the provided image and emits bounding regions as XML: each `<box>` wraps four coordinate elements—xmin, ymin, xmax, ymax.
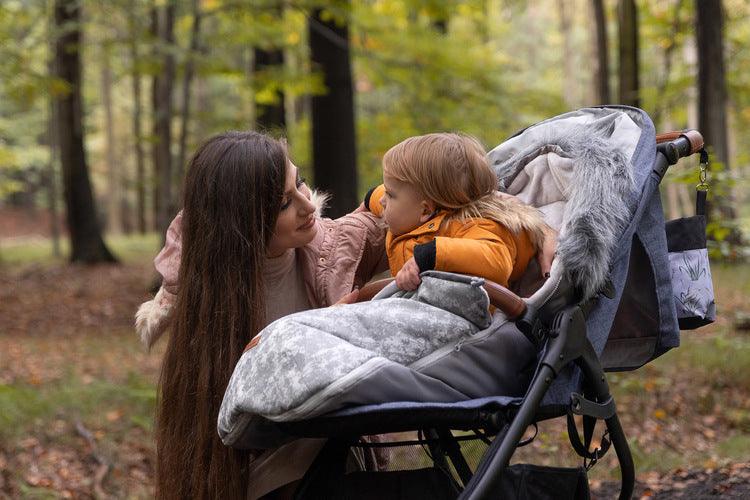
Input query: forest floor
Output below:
<box><xmin>0</xmin><ymin>235</ymin><xmax>749</xmax><ymax>498</ymax></box>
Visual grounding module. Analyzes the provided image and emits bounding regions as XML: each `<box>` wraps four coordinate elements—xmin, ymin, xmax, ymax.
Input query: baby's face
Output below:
<box><xmin>380</xmin><ymin>173</ymin><xmax>431</xmax><ymax>236</ymax></box>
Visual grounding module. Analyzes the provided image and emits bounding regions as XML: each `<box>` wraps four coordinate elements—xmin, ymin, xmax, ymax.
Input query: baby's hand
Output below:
<box><xmin>395</xmin><ymin>257</ymin><xmax>422</xmax><ymax>291</ymax></box>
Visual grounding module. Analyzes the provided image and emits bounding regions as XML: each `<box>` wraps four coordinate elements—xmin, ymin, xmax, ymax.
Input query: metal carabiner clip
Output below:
<box><xmin>697</xmin><ymin>149</ymin><xmax>709</xmax><ymax>192</ymax></box>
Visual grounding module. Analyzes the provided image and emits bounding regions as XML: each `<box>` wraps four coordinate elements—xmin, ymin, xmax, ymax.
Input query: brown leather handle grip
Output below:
<box><xmin>656</xmin><ymin>130</ymin><xmax>705</xmax><ymax>155</ymax></box>
<box><xmin>355</xmin><ymin>277</ymin><xmax>527</xmax><ymax>320</ymax></box>
<box><xmin>355</xmin><ymin>278</ymin><xmax>395</xmax><ymax>302</ymax></box>
<box><xmin>482</xmin><ymin>280</ymin><xmax>527</xmax><ymax>319</ymax></box>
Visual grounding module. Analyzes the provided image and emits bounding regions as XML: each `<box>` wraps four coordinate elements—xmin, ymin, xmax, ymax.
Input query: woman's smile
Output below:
<box><xmin>297</xmin><ymin>216</ymin><xmax>315</xmax><ymax>231</ymax></box>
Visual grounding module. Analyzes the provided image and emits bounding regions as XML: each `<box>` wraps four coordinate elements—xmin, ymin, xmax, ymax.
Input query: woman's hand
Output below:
<box><xmin>537</xmin><ymin>225</ymin><xmax>558</xmax><ymax>278</ymax></box>
<box><xmin>333</xmin><ymin>288</ymin><xmax>360</xmax><ymax>306</ymax></box>
<box><xmin>395</xmin><ymin>257</ymin><xmax>422</xmax><ymax>291</ymax></box>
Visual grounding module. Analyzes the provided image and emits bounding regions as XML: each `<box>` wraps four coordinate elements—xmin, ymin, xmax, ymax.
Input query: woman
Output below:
<box><xmin>136</xmin><ymin>131</ymin><xmax>388</xmax><ymax>499</ymax></box>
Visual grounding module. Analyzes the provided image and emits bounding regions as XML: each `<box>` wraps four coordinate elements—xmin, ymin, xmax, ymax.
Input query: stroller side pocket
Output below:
<box><xmin>665</xmin><ymin>188</ymin><xmax>716</xmax><ymax>329</ymax></box>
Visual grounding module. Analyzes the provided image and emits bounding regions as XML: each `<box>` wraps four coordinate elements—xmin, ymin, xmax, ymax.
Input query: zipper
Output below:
<box><xmin>409</xmin><ymin>319</ymin><xmax>509</xmax><ymax>372</ymax></box>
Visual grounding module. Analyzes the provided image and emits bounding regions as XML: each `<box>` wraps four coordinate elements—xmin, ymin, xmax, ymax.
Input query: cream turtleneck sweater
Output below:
<box><xmin>262</xmin><ymin>249</ymin><xmax>312</xmax><ymax>325</ymax></box>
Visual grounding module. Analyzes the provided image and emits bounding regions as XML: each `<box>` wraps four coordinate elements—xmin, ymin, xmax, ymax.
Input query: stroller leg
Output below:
<box><xmin>576</xmin><ymin>339</ymin><xmax>635</xmax><ymax>500</ymax></box>
<box><xmin>435</xmin><ymin>428</ymin><xmax>474</xmax><ymax>486</ymax></box>
<box><xmin>425</xmin><ymin>428</ymin><xmax>453</xmax><ymax>473</ymax></box>
<box><xmin>462</xmin><ymin>305</ymin><xmax>636</xmax><ymax>499</ymax></box>
<box><xmin>606</xmin><ymin>414</ymin><xmax>635</xmax><ymax>500</ymax></box>
<box><xmin>458</xmin><ymin>364</ymin><xmax>558</xmax><ymax>499</ymax></box>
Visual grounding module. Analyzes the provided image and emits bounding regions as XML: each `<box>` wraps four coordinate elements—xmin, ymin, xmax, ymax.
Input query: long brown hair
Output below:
<box><xmin>155</xmin><ymin>131</ymin><xmax>287</xmax><ymax>499</ymax></box>
<box><xmin>383</xmin><ymin>132</ymin><xmax>546</xmax><ymax>247</ymax></box>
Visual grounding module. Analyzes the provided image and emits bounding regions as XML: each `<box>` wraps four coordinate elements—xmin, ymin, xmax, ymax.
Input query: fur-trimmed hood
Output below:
<box><xmin>490</xmin><ymin>124</ymin><xmax>636</xmax><ymax>299</ymax></box>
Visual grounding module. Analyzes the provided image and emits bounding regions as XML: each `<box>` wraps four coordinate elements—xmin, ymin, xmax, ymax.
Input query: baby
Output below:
<box><xmin>365</xmin><ymin>132</ymin><xmax>549</xmax><ymax>291</ymax></box>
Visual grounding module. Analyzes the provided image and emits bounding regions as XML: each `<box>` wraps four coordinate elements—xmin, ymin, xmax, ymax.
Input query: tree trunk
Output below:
<box><xmin>558</xmin><ymin>0</ymin><xmax>577</xmax><ymax>108</ymax></box>
<box><xmin>430</xmin><ymin>4</ymin><xmax>449</xmax><ymax>33</ymax></box>
<box><xmin>592</xmin><ymin>0</ymin><xmax>611</xmax><ymax>104</ymax></box>
<box><xmin>254</xmin><ymin>47</ymin><xmax>286</xmax><ymax>131</ymax></box>
<box><xmin>129</xmin><ymin>0</ymin><xmax>147</xmax><ymax>234</ymax></box>
<box><xmin>195</xmin><ymin>76</ymin><xmax>209</xmax><ymax>142</ymax></box>
<box><xmin>177</xmin><ymin>0</ymin><xmax>202</xmax><ymax>185</ymax></box>
<box><xmin>696</xmin><ymin>0</ymin><xmax>729</xmax><ymax>166</ymax></box>
<box><xmin>696</xmin><ymin>0</ymin><xmax>741</xmax><ymax>245</ymax></box>
<box><xmin>150</xmin><ymin>4</ymin><xmax>160</xmax><ymax>231</ymax></box>
<box><xmin>47</xmin><ymin>17</ymin><xmax>61</xmax><ymax>258</ymax></box>
<box><xmin>152</xmin><ymin>0</ymin><xmax>176</xmax><ymax>238</ymax></box>
<box><xmin>617</xmin><ymin>0</ymin><xmax>640</xmax><ymax>107</ymax></box>
<box><xmin>53</xmin><ymin>0</ymin><xmax>116</xmax><ymax>263</ymax></box>
<box><xmin>47</xmin><ymin>101</ymin><xmax>61</xmax><ymax>257</ymax></box>
<box><xmin>101</xmin><ymin>42</ymin><xmax>120</xmax><ymax>235</ymax></box>
<box><xmin>308</xmin><ymin>6</ymin><xmax>358</xmax><ymax>218</ymax></box>
<box><xmin>652</xmin><ymin>0</ymin><xmax>686</xmax><ymax>127</ymax></box>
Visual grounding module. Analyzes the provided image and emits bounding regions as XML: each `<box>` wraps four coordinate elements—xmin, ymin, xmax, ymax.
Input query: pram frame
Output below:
<box><xmin>276</xmin><ymin>131</ymin><xmax>703</xmax><ymax>500</ymax></box>
<box><xmin>465</xmin><ymin>132</ymin><xmax>702</xmax><ymax>499</ymax></box>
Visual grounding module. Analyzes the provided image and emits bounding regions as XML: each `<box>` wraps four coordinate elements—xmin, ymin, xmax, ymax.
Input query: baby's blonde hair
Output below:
<box><xmin>383</xmin><ymin>132</ymin><xmax>546</xmax><ymax>247</ymax></box>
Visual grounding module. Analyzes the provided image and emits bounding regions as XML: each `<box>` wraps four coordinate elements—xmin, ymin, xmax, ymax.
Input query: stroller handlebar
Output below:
<box><xmin>355</xmin><ymin>277</ymin><xmax>527</xmax><ymax>320</ymax></box>
<box><xmin>656</xmin><ymin>129</ymin><xmax>705</xmax><ymax>158</ymax></box>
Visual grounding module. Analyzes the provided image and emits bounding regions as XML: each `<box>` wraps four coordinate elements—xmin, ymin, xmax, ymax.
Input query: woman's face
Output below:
<box><xmin>266</xmin><ymin>162</ymin><xmax>317</xmax><ymax>257</ymax></box>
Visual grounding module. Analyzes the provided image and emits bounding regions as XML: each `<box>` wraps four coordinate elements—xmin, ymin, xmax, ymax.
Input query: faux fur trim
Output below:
<box><xmin>448</xmin><ymin>194</ymin><xmax>548</xmax><ymax>250</ymax></box>
<box><xmin>135</xmin><ymin>286</ymin><xmax>175</xmax><ymax>349</ymax></box>
<box><xmin>492</xmin><ymin>125</ymin><xmax>635</xmax><ymax>299</ymax></box>
<box><xmin>310</xmin><ymin>189</ymin><xmax>329</xmax><ymax>218</ymax></box>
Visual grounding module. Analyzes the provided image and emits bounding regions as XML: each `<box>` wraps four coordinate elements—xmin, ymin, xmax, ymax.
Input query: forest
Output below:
<box><xmin>1</xmin><ymin>0</ymin><xmax>749</xmax><ymax>498</ymax></box>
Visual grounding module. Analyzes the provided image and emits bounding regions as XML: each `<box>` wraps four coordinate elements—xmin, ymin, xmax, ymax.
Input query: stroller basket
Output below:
<box><xmin>219</xmin><ymin>107</ymin><xmax>713</xmax><ymax>500</ymax></box>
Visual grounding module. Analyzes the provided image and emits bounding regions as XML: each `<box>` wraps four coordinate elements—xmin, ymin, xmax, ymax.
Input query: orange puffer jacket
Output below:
<box><xmin>365</xmin><ymin>184</ymin><xmax>537</xmax><ymax>287</ymax></box>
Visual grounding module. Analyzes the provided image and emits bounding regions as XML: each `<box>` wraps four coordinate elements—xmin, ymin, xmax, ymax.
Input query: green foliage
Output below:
<box><xmin>353</xmin><ymin>0</ymin><xmax>566</xmax><ymax>192</ymax></box>
<box><xmin>0</xmin><ymin>1</ymin><xmax>55</xmax><ymax>203</ymax></box>
<box><xmin>0</xmin><ymin>0</ymin><xmax>747</xmax><ymax>252</ymax></box>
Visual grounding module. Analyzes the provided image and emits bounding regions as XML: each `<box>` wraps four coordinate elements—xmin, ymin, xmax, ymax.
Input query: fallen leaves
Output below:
<box><xmin>592</xmin><ymin>462</ymin><xmax>750</xmax><ymax>498</ymax></box>
<box><xmin>1</xmin><ymin>261</ymin><xmax>158</xmax><ymax>498</ymax></box>
<box><xmin>0</xmin><ymin>262</ymin><xmax>152</xmax><ymax>340</ymax></box>
<box><xmin>1</xmin><ymin>260</ymin><xmax>749</xmax><ymax>498</ymax></box>
<box><xmin>2</xmin><ymin>416</ymin><xmax>155</xmax><ymax>498</ymax></box>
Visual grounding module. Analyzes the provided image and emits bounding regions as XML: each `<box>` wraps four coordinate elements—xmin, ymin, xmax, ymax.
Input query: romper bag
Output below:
<box><xmin>665</xmin><ymin>150</ymin><xmax>716</xmax><ymax>329</ymax></box>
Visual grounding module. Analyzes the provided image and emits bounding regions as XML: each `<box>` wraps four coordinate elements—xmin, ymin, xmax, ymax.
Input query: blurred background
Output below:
<box><xmin>0</xmin><ymin>0</ymin><xmax>748</xmax><ymax>497</ymax></box>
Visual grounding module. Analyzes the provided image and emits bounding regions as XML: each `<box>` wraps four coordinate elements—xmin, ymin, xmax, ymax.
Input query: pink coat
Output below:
<box><xmin>135</xmin><ymin>196</ymin><xmax>388</xmax><ymax>348</ymax></box>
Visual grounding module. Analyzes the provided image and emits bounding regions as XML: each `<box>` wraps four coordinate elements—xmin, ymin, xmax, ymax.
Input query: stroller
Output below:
<box><xmin>219</xmin><ymin>106</ymin><xmax>715</xmax><ymax>499</ymax></box>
